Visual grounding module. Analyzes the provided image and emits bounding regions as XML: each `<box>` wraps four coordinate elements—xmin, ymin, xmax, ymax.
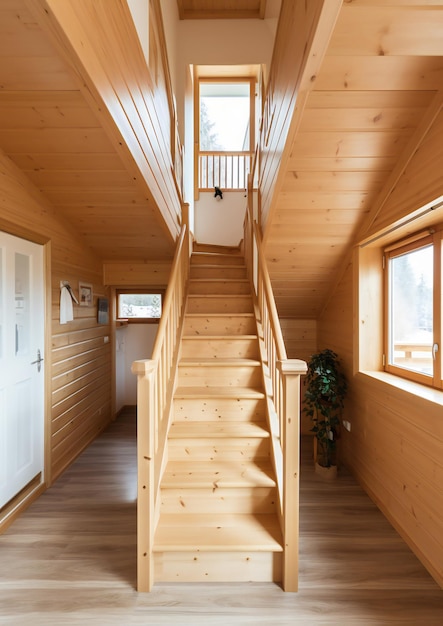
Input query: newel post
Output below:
<box><xmin>131</xmin><ymin>358</ymin><xmax>157</xmax><ymax>592</ymax></box>
<box><xmin>277</xmin><ymin>358</ymin><xmax>307</xmax><ymax>592</ymax></box>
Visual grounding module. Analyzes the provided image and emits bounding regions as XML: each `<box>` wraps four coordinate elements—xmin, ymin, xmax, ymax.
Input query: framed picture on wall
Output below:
<box><xmin>97</xmin><ymin>297</ymin><xmax>109</xmax><ymax>324</ymax></box>
<box><xmin>79</xmin><ymin>281</ymin><xmax>93</xmax><ymax>307</ymax></box>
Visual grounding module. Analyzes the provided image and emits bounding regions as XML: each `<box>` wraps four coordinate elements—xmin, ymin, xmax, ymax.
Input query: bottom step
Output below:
<box><xmin>154</xmin><ymin>550</ymin><xmax>283</xmax><ymax>583</ymax></box>
<box><xmin>153</xmin><ymin>514</ymin><xmax>283</xmax><ymax>583</ymax></box>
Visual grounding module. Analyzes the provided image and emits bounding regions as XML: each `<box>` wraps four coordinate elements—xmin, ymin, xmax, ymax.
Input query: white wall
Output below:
<box><xmin>115</xmin><ymin>323</ymin><xmax>158</xmax><ymax>411</ymax></box>
<box><xmin>194</xmin><ymin>190</ymin><xmax>247</xmax><ymax>246</ymax></box>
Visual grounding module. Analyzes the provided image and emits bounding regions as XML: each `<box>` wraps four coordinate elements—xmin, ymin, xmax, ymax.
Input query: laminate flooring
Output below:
<box><xmin>0</xmin><ymin>408</ymin><xmax>442</xmax><ymax>625</ymax></box>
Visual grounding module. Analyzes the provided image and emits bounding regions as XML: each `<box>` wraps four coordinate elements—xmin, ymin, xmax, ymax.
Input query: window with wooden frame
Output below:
<box><xmin>196</xmin><ymin>77</ymin><xmax>255</xmax><ymax>193</ymax></box>
<box><xmin>116</xmin><ymin>289</ymin><xmax>164</xmax><ymax>323</ymax></box>
<box><xmin>384</xmin><ymin>228</ymin><xmax>442</xmax><ymax>389</ymax></box>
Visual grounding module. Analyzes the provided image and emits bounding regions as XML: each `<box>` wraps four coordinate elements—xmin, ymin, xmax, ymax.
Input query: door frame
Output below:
<box><xmin>0</xmin><ymin>221</ymin><xmax>51</xmax><ymax>532</ymax></box>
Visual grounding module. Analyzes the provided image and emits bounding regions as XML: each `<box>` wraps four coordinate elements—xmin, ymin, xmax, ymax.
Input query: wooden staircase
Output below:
<box><xmin>153</xmin><ymin>250</ymin><xmax>283</xmax><ymax>583</ymax></box>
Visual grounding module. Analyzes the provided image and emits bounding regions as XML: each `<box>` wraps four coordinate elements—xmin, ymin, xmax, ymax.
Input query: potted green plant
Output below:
<box><xmin>303</xmin><ymin>349</ymin><xmax>347</xmax><ymax>477</ymax></box>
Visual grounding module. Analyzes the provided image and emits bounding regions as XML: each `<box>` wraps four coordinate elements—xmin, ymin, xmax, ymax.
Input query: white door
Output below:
<box><xmin>0</xmin><ymin>232</ymin><xmax>45</xmax><ymax>508</ymax></box>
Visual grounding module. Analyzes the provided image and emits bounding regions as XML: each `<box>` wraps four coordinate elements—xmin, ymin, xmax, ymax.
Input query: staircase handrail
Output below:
<box><xmin>132</xmin><ymin>217</ymin><xmax>190</xmax><ymax>592</ymax></box>
<box><xmin>243</xmin><ymin>183</ymin><xmax>306</xmax><ymax>592</ymax></box>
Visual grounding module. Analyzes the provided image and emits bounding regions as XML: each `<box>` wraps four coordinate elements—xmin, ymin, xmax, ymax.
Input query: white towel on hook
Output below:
<box><xmin>60</xmin><ymin>285</ymin><xmax>74</xmax><ymax>324</ymax></box>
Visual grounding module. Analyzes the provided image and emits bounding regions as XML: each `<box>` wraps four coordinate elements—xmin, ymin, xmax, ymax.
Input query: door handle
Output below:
<box><xmin>31</xmin><ymin>349</ymin><xmax>44</xmax><ymax>373</ymax></box>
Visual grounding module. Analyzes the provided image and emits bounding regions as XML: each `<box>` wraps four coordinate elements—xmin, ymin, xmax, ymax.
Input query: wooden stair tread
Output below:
<box><xmin>190</xmin><ymin>264</ymin><xmax>245</xmax><ymax>269</ymax></box>
<box><xmin>169</xmin><ymin>421</ymin><xmax>269</xmax><ymax>439</ymax></box>
<box><xmin>154</xmin><ymin>514</ymin><xmax>283</xmax><ymax>552</ymax></box>
<box><xmin>185</xmin><ymin>313</ymin><xmax>254</xmax><ymax>317</ymax></box>
<box><xmin>162</xmin><ymin>459</ymin><xmax>276</xmax><ymax>488</ymax></box>
<box><xmin>189</xmin><ymin>278</ymin><xmax>248</xmax><ymax>282</ymax></box>
<box><xmin>187</xmin><ymin>294</ymin><xmax>251</xmax><ymax>299</ymax></box>
<box><xmin>182</xmin><ymin>334</ymin><xmax>257</xmax><ymax>340</ymax></box>
<box><xmin>174</xmin><ymin>386</ymin><xmax>265</xmax><ymax>399</ymax></box>
<box><xmin>179</xmin><ymin>358</ymin><xmax>261</xmax><ymax>366</ymax></box>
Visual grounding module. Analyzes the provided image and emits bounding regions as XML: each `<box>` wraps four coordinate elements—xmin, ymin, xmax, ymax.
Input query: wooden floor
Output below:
<box><xmin>0</xmin><ymin>408</ymin><xmax>442</xmax><ymax>625</ymax></box>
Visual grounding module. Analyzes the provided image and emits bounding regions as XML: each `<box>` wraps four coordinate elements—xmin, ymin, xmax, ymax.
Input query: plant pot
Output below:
<box><xmin>315</xmin><ymin>462</ymin><xmax>337</xmax><ymax>480</ymax></box>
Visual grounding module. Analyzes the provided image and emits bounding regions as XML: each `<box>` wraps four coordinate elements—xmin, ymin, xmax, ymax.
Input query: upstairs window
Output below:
<box><xmin>197</xmin><ymin>78</ymin><xmax>255</xmax><ymax>191</ymax></box>
<box><xmin>384</xmin><ymin>230</ymin><xmax>442</xmax><ymax>388</ymax></box>
<box><xmin>200</xmin><ymin>81</ymin><xmax>251</xmax><ymax>151</ymax></box>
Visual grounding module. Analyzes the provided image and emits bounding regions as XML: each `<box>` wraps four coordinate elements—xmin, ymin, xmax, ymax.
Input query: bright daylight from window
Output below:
<box><xmin>200</xmin><ymin>82</ymin><xmax>250</xmax><ymax>151</ymax></box>
<box><xmin>118</xmin><ymin>293</ymin><xmax>162</xmax><ymax>319</ymax></box>
<box><xmin>389</xmin><ymin>244</ymin><xmax>433</xmax><ymax>376</ymax></box>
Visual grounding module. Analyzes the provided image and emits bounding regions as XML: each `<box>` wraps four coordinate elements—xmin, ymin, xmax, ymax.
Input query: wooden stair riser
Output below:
<box><xmin>183</xmin><ymin>314</ymin><xmax>256</xmax><ymax>336</ymax></box>
<box><xmin>180</xmin><ymin>337</ymin><xmax>259</xmax><ymax>359</ymax></box>
<box><xmin>167</xmin><ymin>437</ymin><xmax>270</xmax><ymax>461</ymax></box>
<box><xmin>173</xmin><ymin>396</ymin><xmax>266</xmax><ymax>422</ymax></box>
<box><xmin>190</xmin><ymin>265</ymin><xmax>247</xmax><ymax>280</ymax></box>
<box><xmin>186</xmin><ymin>295</ymin><xmax>253</xmax><ymax>314</ymax></box>
<box><xmin>178</xmin><ymin>363</ymin><xmax>262</xmax><ymax>387</ymax></box>
<box><xmin>188</xmin><ymin>279</ymin><xmax>250</xmax><ymax>295</ymax></box>
<box><xmin>155</xmin><ymin>513</ymin><xmax>282</xmax><ymax>549</ymax></box>
<box><xmin>159</xmin><ymin>486</ymin><xmax>277</xmax><ymax>515</ymax></box>
<box><xmin>161</xmin><ymin>460</ymin><xmax>276</xmax><ymax>490</ymax></box>
<box><xmin>154</xmin><ymin>551</ymin><xmax>282</xmax><ymax>583</ymax></box>
<box><xmin>191</xmin><ymin>253</ymin><xmax>244</xmax><ymax>266</ymax></box>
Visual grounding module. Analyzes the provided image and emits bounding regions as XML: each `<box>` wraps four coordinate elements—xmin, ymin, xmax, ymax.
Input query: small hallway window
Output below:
<box><xmin>116</xmin><ymin>290</ymin><xmax>163</xmax><ymax>322</ymax></box>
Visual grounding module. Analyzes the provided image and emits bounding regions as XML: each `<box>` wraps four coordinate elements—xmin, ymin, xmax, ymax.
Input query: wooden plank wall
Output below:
<box><xmin>38</xmin><ymin>0</ymin><xmax>182</xmax><ymax>241</ymax></box>
<box><xmin>103</xmin><ymin>261</ymin><xmax>171</xmax><ymax>287</ymax></box>
<box><xmin>0</xmin><ymin>151</ymin><xmax>111</xmax><ymax>486</ymax></box>
<box><xmin>317</xmin><ymin>111</ymin><xmax>443</xmax><ymax>588</ymax></box>
<box><xmin>259</xmin><ymin>0</ymin><xmax>337</xmax><ymax>229</ymax></box>
<box><xmin>280</xmin><ymin>318</ymin><xmax>317</xmax><ymax>434</ymax></box>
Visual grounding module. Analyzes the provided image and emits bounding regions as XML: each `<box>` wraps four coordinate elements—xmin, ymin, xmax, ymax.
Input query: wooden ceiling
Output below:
<box><xmin>0</xmin><ymin>0</ymin><xmax>176</xmax><ymax>263</ymax></box>
<box><xmin>177</xmin><ymin>0</ymin><xmax>267</xmax><ymax>20</ymax></box>
<box><xmin>262</xmin><ymin>0</ymin><xmax>443</xmax><ymax>318</ymax></box>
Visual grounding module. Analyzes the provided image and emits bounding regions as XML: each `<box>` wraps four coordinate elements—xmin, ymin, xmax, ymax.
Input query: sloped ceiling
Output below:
<box><xmin>262</xmin><ymin>1</ymin><xmax>443</xmax><ymax>317</ymax></box>
<box><xmin>0</xmin><ymin>0</ymin><xmax>176</xmax><ymax>263</ymax></box>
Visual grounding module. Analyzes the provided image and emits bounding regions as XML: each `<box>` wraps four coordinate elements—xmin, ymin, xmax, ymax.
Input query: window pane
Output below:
<box><xmin>15</xmin><ymin>253</ymin><xmax>30</xmax><ymax>356</ymax></box>
<box><xmin>200</xmin><ymin>82</ymin><xmax>250</xmax><ymax>151</ymax></box>
<box><xmin>118</xmin><ymin>293</ymin><xmax>162</xmax><ymax>319</ymax></box>
<box><xmin>389</xmin><ymin>245</ymin><xmax>433</xmax><ymax>376</ymax></box>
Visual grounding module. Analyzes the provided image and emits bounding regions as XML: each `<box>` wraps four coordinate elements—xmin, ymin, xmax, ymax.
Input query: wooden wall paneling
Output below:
<box><xmin>318</xmin><ymin>109</ymin><xmax>443</xmax><ymax>587</ymax></box>
<box><xmin>260</xmin><ymin>0</ymin><xmax>342</xmax><ymax>229</ymax></box>
<box><xmin>274</xmin><ymin>191</ymin><xmax>371</xmax><ymax>211</ymax></box>
<box><xmin>348</xmin><ymin>380</ymin><xmax>443</xmax><ymax>586</ymax></box>
<box><xmin>0</xmin><ymin>151</ymin><xmax>112</xmax><ymax>507</ymax></box>
<box><xmin>330</xmin><ymin>5</ymin><xmax>443</xmax><ymax>56</ymax></box>
<box><xmin>103</xmin><ymin>261</ymin><xmax>172</xmax><ymax>286</ymax></box>
<box><xmin>315</xmin><ymin>56</ymin><xmax>443</xmax><ymax>91</ymax></box>
<box><xmin>306</xmin><ymin>89</ymin><xmax>435</xmax><ymax>110</ymax></box>
<box><xmin>280</xmin><ymin>318</ymin><xmax>317</xmax><ymax>434</ymax></box>
<box><xmin>287</xmin><ymin>156</ymin><xmax>396</xmax><ymax>172</ymax></box>
<box><xmin>36</xmin><ymin>0</ymin><xmax>181</xmax><ymax>241</ymax></box>
<box><xmin>0</xmin><ymin>92</ymin><xmax>100</xmax><ymax>129</ymax></box>
<box><xmin>368</xmin><ymin>110</ymin><xmax>443</xmax><ymax>236</ymax></box>
<box><xmin>290</xmin><ymin>131</ymin><xmax>411</xmax><ymax>159</ymax></box>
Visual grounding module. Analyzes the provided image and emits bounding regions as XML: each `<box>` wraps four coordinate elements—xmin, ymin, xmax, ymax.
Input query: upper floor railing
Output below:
<box><xmin>198</xmin><ymin>151</ymin><xmax>253</xmax><ymax>191</ymax></box>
